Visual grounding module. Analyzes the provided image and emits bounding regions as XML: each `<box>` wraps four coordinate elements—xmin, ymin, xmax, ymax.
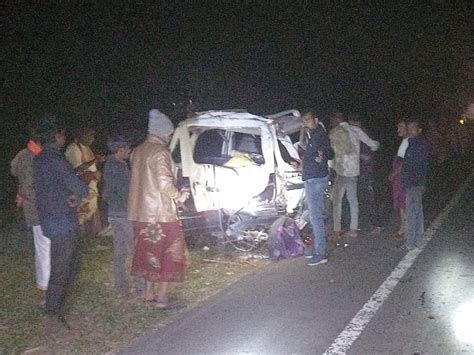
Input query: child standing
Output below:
<box><xmin>103</xmin><ymin>134</ymin><xmax>143</xmax><ymax>297</ymax></box>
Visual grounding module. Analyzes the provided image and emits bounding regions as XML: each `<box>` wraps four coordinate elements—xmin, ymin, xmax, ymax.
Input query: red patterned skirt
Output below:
<box><xmin>131</xmin><ymin>221</ymin><xmax>188</xmax><ymax>283</ymax></box>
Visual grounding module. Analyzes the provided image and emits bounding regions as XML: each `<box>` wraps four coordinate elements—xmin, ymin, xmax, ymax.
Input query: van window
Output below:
<box><xmin>289</xmin><ymin>131</ymin><xmax>301</xmax><ymax>144</ymax></box>
<box><xmin>231</xmin><ymin>132</ymin><xmax>265</xmax><ymax>164</ymax></box>
<box><xmin>172</xmin><ymin>142</ymin><xmax>181</xmax><ymax>163</ymax></box>
<box><xmin>232</xmin><ymin>132</ymin><xmax>263</xmax><ymax>155</ymax></box>
<box><xmin>278</xmin><ymin>140</ymin><xmax>295</xmax><ymax>164</ymax></box>
<box><xmin>193</xmin><ymin>129</ymin><xmax>228</xmax><ymax>165</ymax></box>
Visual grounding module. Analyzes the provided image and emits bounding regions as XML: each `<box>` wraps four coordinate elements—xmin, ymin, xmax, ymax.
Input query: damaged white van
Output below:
<box><xmin>170</xmin><ymin>109</ymin><xmax>306</xmax><ymax>251</ymax></box>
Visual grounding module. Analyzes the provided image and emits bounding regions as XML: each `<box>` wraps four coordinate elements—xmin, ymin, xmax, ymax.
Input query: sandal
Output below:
<box><xmin>389</xmin><ymin>232</ymin><xmax>404</xmax><ymax>240</ymax></box>
<box><xmin>343</xmin><ymin>230</ymin><xmax>358</xmax><ymax>239</ymax></box>
<box><xmin>155</xmin><ymin>300</ymin><xmax>185</xmax><ymax>310</ymax></box>
<box><xmin>369</xmin><ymin>227</ymin><xmax>383</xmax><ymax>236</ymax></box>
<box><xmin>155</xmin><ymin>301</ymin><xmax>168</xmax><ymax>309</ymax></box>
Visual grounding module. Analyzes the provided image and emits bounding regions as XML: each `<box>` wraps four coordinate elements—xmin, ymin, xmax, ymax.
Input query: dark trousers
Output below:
<box><xmin>45</xmin><ymin>231</ymin><xmax>81</xmax><ymax>315</ymax></box>
<box><xmin>358</xmin><ymin>173</ymin><xmax>382</xmax><ymax>228</ymax></box>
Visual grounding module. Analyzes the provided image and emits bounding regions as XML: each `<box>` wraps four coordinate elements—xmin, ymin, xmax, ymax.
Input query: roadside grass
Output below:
<box><xmin>1</xmin><ymin>154</ymin><xmax>471</xmax><ymax>354</ymax></box>
<box><xmin>0</xmin><ymin>227</ymin><xmax>267</xmax><ymax>354</ymax></box>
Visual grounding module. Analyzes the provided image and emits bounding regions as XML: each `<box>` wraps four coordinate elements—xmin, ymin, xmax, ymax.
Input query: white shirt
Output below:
<box><xmin>397</xmin><ymin>138</ymin><xmax>409</xmax><ymax>158</ymax></box>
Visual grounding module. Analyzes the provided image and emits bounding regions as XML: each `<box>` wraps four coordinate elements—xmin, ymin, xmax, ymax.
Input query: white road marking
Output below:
<box><xmin>323</xmin><ymin>172</ymin><xmax>474</xmax><ymax>355</ymax></box>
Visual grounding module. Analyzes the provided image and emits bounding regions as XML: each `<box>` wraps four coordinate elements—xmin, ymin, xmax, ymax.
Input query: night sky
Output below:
<box><xmin>2</xmin><ymin>2</ymin><xmax>472</xmax><ymax>146</ymax></box>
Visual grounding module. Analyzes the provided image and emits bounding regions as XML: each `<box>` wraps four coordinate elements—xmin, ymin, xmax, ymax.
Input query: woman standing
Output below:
<box><xmin>128</xmin><ymin>109</ymin><xmax>189</xmax><ymax>308</ymax></box>
<box><xmin>388</xmin><ymin>120</ymin><xmax>409</xmax><ymax>240</ymax></box>
<box><xmin>65</xmin><ymin>128</ymin><xmax>103</xmax><ymax>237</ymax></box>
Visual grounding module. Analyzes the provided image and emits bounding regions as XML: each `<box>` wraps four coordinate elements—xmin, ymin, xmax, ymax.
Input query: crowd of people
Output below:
<box><xmin>11</xmin><ymin>109</ymin><xmax>189</xmax><ymax>336</ymax></box>
<box><xmin>299</xmin><ymin>111</ymin><xmax>430</xmax><ymax>266</ymax></box>
<box><xmin>10</xmin><ymin>107</ymin><xmax>431</xmax><ymax>335</ymax></box>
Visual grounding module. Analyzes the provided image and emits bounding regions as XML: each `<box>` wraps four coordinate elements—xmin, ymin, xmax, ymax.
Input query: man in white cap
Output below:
<box><xmin>128</xmin><ymin>109</ymin><xmax>189</xmax><ymax>308</ymax></box>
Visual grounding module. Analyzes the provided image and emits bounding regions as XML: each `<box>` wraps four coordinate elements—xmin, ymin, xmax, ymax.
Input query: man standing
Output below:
<box><xmin>102</xmin><ymin>134</ymin><xmax>143</xmax><ymax>297</ymax></box>
<box><xmin>348</xmin><ymin>117</ymin><xmax>384</xmax><ymax>236</ymax></box>
<box><xmin>10</xmin><ymin>136</ymin><xmax>50</xmax><ymax>306</ymax></box>
<box><xmin>32</xmin><ymin>116</ymin><xmax>88</xmax><ymax>334</ymax></box>
<box><xmin>301</xmin><ymin>111</ymin><xmax>334</xmax><ymax>266</ymax></box>
<box><xmin>329</xmin><ymin>112</ymin><xmax>379</xmax><ymax>239</ymax></box>
<box><xmin>400</xmin><ymin>119</ymin><xmax>430</xmax><ymax>250</ymax></box>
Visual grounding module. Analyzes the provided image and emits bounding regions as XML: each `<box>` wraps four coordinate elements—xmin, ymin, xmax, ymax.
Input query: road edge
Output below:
<box><xmin>323</xmin><ymin>170</ymin><xmax>474</xmax><ymax>355</ymax></box>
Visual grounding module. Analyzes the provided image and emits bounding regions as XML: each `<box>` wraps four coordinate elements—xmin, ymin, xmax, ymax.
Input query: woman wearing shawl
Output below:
<box><xmin>65</xmin><ymin>128</ymin><xmax>103</xmax><ymax>237</ymax></box>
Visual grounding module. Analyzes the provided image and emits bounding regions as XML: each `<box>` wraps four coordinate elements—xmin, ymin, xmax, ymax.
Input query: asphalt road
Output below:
<box><xmin>120</xmin><ymin>173</ymin><xmax>474</xmax><ymax>355</ymax></box>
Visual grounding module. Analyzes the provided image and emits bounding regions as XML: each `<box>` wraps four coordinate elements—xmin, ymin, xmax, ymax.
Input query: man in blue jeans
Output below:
<box><xmin>301</xmin><ymin>111</ymin><xmax>334</xmax><ymax>266</ymax></box>
<box><xmin>400</xmin><ymin>119</ymin><xmax>430</xmax><ymax>250</ymax></box>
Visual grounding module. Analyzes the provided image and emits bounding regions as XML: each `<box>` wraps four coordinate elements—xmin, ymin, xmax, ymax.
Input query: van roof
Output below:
<box><xmin>180</xmin><ymin>109</ymin><xmax>302</xmax><ymax>135</ymax></box>
<box><xmin>192</xmin><ymin>110</ymin><xmax>270</xmax><ymax>122</ymax></box>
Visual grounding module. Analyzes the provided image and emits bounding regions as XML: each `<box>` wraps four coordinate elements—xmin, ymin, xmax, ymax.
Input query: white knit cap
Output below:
<box><xmin>148</xmin><ymin>109</ymin><xmax>174</xmax><ymax>138</ymax></box>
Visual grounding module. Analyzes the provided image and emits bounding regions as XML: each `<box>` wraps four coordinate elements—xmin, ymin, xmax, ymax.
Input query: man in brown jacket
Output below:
<box><xmin>128</xmin><ymin>109</ymin><xmax>189</xmax><ymax>308</ymax></box>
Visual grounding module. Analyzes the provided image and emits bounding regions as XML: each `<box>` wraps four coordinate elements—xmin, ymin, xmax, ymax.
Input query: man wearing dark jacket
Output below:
<box><xmin>301</xmin><ymin>111</ymin><xmax>334</xmax><ymax>266</ymax></box>
<box><xmin>32</xmin><ymin>116</ymin><xmax>88</xmax><ymax>334</ymax></box>
<box><xmin>400</xmin><ymin>119</ymin><xmax>430</xmax><ymax>250</ymax></box>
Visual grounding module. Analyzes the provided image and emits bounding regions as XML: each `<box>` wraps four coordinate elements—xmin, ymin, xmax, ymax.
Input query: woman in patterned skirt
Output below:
<box><xmin>128</xmin><ymin>109</ymin><xmax>189</xmax><ymax>308</ymax></box>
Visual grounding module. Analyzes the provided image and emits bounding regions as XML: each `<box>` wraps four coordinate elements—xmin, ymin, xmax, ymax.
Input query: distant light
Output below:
<box><xmin>459</xmin><ymin>119</ymin><xmax>465</xmax><ymax>125</ymax></box>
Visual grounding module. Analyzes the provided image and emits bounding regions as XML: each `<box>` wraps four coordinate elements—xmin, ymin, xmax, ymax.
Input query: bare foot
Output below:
<box><xmin>38</xmin><ymin>290</ymin><xmax>46</xmax><ymax>307</ymax></box>
<box><xmin>329</xmin><ymin>231</ymin><xmax>342</xmax><ymax>241</ymax></box>
<box><xmin>369</xmin><ymin>226</ymin><xmax>383</xmax><ymax>236</ymax></box>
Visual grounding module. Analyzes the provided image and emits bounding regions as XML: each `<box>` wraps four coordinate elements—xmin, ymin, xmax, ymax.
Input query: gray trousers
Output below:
<box><xmin>109</xmin><ymin>217</ymin><xmax>144</xmax><ymax>294</ymax></box>
<box><xmin>332</xmin><ymin>174</ymin><xmax>359</xmax><ymax>231</ymax></box>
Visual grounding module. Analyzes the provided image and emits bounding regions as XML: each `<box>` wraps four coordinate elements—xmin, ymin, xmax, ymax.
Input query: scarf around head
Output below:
<box><xmin>27</xmin><ymin>140</ymin><xmax>42</xmax><ymax>156</ymax></box>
